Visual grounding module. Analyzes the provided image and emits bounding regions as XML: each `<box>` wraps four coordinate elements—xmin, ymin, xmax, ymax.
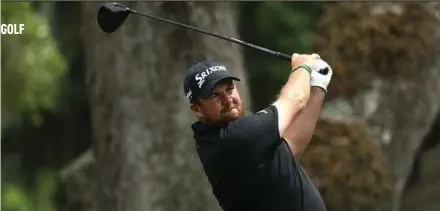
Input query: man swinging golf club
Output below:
<box><xmin>98</xmin><ymin>6</ymin><xmax>332</xmax><ymax>209</ymax></box>
<box><xmin>184</xmin><ymin>53</ymin><xmax>332</xmax><ymax>211</ymax></box>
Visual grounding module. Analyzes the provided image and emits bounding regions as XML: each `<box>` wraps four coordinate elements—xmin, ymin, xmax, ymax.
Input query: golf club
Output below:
<box><xmin>97</xmin><ymin>2</ymin><xmax>329</xmax><ymax>74</ymax></box>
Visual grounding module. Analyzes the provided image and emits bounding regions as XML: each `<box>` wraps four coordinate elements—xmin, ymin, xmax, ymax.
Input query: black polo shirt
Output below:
<box><xmin>192</xmin><ymin>105</ymin><xmax>326</xmax><ymax>211</ymax></box>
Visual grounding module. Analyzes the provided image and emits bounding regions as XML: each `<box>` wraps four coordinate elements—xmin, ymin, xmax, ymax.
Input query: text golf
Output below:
<box><xmin>1</xmin><ymin>24</ymin><xmax>25</xmax><ymax>35</ymax></box>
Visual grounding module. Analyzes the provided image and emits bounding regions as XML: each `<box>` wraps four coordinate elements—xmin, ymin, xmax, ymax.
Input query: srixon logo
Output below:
<box><xmin>195</xmin><ymin>65</ymin><xmax>227</xmax><ymax>88</ymax></box>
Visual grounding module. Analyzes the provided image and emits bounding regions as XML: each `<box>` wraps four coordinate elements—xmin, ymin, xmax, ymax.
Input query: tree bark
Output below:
<box><xmin>76</xmin><ymin>2</ymin><xmax>249</xmax><ymax>211</ymax></box>
<box><xmin>313</xmin><ymin>2</ymin><xmax>440</xmax><ymax>211</ymax></box>
<box><xmin>300</xmin><ymin>119</ymin><xmax>393</xmax><ymax>211</ymax></box>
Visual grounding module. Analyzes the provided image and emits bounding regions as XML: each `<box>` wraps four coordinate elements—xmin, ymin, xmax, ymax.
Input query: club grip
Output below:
<box><xmin>279</xmin><ymin>53</ymin><xmax>292</xmax><ymax>61</ymax></box>
<box><xmin>279</xmin><ymin>52</ymin><xmax>329</xmax><ymax>75</ymax></box>
<box><xmin>227</xmin><ymin>37</ymin><xmax>329</xmax><ymax>75</ymax></box>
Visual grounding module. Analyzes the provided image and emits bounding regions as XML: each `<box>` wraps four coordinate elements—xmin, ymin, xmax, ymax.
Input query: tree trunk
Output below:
<box><xmin>77</xmin><ymin>1</ymin><xmax>249</xmax><ymax>211</ymax></box>
<box><xmin>312</xmin><ymin>2</ymin><xmax>440</xmax><ymax>211</ymax></box>
<box><xmin>401</xmin><ymin>113</ymin><xmax>440</xmax><ymax>211</ymax></box>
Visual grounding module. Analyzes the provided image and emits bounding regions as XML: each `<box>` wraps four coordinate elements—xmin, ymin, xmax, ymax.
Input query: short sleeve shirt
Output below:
<box><xmin>192</xmin><ymin>105</ymin><xmax>327</xmax><ymax>211</ymax></box>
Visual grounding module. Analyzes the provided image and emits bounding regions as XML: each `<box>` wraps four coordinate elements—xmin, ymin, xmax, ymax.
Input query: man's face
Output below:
<box><xmin>191</xmin><ymin>79</ymin><xmax>244</xmax><ymax>124</ymax></box>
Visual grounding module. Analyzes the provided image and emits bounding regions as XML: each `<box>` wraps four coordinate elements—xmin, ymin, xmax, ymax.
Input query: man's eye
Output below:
<box><xmin>210</xmin><ymin>94</ymin><xmax>217</xmax><ymax>99</ymax></box>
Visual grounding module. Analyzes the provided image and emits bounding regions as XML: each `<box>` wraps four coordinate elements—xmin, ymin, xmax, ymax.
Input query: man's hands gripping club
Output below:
<box><xmin>283</xmin><ymin>53</ymin><xmax>333</xmax><ymax>158</ymax></box>
<box><xmin>273</xmin><ymin>53</ymin><xmax>333</xmax><ymax>141</ymax></box>
<box><xmin>272</xmin><ymin>53</ymin><xmax>315</xmax><ymax>137</ymax></box>
<box><xmin>292</xmin><ymin>53</ymin><xmax>333</xmax><ymax>92</ymax></box>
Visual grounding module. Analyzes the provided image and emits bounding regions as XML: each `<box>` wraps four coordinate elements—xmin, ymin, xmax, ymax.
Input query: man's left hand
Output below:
<box><xmin>310</xmin><ymin>59</ymin><xmax>333</xmax><ymax>92</ymax></box>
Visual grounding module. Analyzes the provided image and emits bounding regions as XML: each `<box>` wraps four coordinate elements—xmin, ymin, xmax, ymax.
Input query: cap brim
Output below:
<box><xmin>199</xmin><ymin>76</ymin><xmax>240</xmax><ymax>99</ymax></box>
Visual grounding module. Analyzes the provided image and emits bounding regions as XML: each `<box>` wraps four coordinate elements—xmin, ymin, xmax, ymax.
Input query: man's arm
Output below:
<box><xmin>222</xmin><ymin>53</ymin><xmax>318</xmax><ymax>159</ymax></box>
<box><xmin>283</xmin><ymin>87</ymin><xmax>325</xmax><ymax>158</ymax></box>
<box><xmin>223</xmin><ymin>54</ymin><xmax>321</xmax><ymax>159</ymax></box>
<box><xmin>272</xmin><ymin>53</ymin><xmax>320</xmax><ymax>137</ymax></box>
<box><xmin>283</xmin><ymin>59</ymin><xmax>333</xmax><ymax>158</ymax></box>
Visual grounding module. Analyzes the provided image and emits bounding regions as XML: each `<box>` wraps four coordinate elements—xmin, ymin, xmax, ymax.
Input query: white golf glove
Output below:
<box><xmin>310</xmin><ymin>59</ymin><xmax>333</xmax><ymax>92</ymax></box>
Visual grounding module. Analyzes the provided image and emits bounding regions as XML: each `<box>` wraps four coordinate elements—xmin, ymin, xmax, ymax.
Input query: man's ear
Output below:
<box><xmin>190</xmin><ymin>103</ymin><xmax>204</xmax><ymax>119</ymax></box>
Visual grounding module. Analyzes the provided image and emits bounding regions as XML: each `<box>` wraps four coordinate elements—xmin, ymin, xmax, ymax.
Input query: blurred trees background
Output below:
<box><xmin>2</xmin><ymin>1</ymin><xmax>440</xmax><ymax>211</ymax></box>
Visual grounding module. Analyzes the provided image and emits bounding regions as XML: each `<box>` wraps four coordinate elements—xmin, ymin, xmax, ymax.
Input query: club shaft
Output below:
<box><xmin>128</xmin><ymin>9</ymin><xmax>291</xmax><ymax>62</ymax></box>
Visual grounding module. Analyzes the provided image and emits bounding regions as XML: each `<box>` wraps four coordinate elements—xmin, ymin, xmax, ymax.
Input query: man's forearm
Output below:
<box><xmin>283</xmin><ymin>87</ymin><xmax>326</xmax><ymax>158</ymax></box>
<box><xmin>274</xmin><ymin>67</ymin><xmax>311</xmax><ymax>136</ymax></box>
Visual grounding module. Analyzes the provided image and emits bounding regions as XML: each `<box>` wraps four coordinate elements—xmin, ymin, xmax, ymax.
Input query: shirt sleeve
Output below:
<box><xmin>220</xmin><ymin>105</ymin><xmax>282</xmax><ymax>159</ymax></box>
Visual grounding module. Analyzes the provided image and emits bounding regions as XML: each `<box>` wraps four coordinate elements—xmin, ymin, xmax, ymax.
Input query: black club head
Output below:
<box><xmin>97</xmin><ymin>3</ymin><xmax>130</xmax><ymax>33</ymax></box>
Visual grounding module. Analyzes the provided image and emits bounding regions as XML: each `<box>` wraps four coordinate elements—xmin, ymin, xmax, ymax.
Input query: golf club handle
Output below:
<box><xmin>228</xmin><ymin>37</ymin><xmax>291</xmax><ymax>61</ymax></box>
<box><xmin>228</xmin><ymin>38</ymin><xmax>328</xmax><ymax>74</ymax></box>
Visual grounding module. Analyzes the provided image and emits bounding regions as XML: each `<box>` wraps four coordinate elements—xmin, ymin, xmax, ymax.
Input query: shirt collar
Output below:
<box><xmin>191</xmin><ymin>121</ymin><xmax>227</xmax><ymax>138</ymax></box>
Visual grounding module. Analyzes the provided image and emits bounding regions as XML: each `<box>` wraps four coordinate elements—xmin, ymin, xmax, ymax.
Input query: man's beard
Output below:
<box><xmin>203</xmin><ymin>103</ymin><xmax>246</xmax><ymax>124</ymax></box>
<box><xmin>219</xmin><ymin>103</ymin><xmax>246</xmax><ymax>123</ymax></box>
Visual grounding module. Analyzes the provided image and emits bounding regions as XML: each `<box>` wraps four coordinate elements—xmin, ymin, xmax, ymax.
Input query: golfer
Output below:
<box><xmin>183</xmin><ymin>53</ymin><xmax>332</xmax><ymax>211</ymax></box>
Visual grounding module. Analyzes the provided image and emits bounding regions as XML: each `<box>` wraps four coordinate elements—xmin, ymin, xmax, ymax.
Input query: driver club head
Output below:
<box><xmin>97</xmin><ymin>2</ymin><xmax>131</xmax><ymax>33</ymax></box>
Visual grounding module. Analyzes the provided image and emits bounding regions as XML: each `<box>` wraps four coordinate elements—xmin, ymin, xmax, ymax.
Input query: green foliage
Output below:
<box><xmin>254</xmin><ymin>2</ymin><xmax>324</xmax><ymax>83</ymax></box>
<box><xmin>256</xmin><ymin>2</ymin><xmax>321</xmax><ymax>54</ymax></box>
<box><xmin>1</xmin><ymin>168</ymin><xmax>57</xmax><ymax>211</ymax></box>
<box><xmin>1</xmin><ymin>184</ymin><xmax>32</xmax><ymax>211</ymax></box>
<box><xmin>238</xmin><ymin>2</ymin><xmax>325</xmax><ymax>109</ymax></box>
<box><xmin>1</xmin><ymin>2</ymin><xmax>67</xmax><ymax>129</ymax></box>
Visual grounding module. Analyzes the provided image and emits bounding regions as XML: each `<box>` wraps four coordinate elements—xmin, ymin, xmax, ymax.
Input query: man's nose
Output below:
<box><xmin>221</xmin><ymin>93</ymin><xmax>233</xmax><ymax>104</ymax></box>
